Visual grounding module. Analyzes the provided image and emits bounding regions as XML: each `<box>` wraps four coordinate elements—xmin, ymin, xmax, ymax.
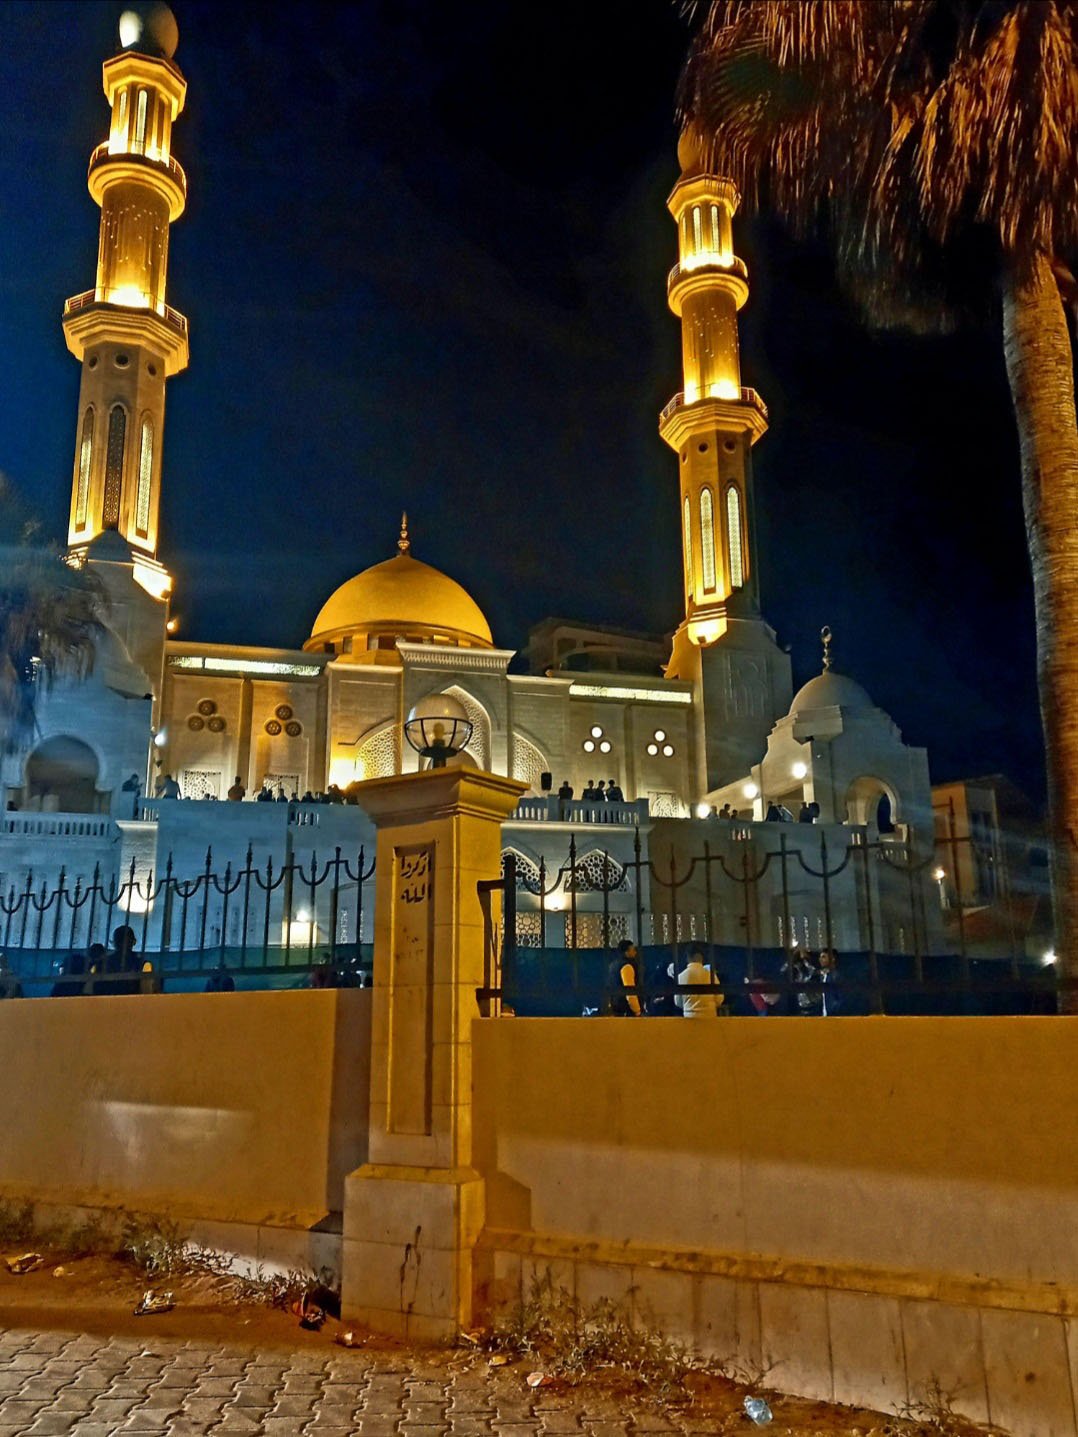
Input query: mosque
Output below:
<box><xmin>0</xmin><ymin>3</ymin><xmax>961</xmax><ymax>957</ymax></box>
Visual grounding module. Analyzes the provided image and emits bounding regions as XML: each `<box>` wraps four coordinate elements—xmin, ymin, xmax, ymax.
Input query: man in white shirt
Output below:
<box><xmin>675</xmin><ymin>947</ymin><xmax>723</xmax><ymax>1018</ymax></box>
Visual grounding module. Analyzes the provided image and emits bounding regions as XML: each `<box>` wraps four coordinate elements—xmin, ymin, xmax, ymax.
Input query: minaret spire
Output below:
<box><xmin>398</xmin><ymin>512</ymin><xmax>411</xmax><ymax>554</ymax></box>
<box><xmin>63</xmin><ymin>2</ymin><xmax>188</xmax><ymax>597</ymax></box>
<box><xmin>661</xmin><ymin>127</ymin><xmax>767</xmax><ymax>661</ymax></box>
<box><xmin>660</xmin><ymin>126</ymin><xmax>792</xmax><ymax>794</ymax></box>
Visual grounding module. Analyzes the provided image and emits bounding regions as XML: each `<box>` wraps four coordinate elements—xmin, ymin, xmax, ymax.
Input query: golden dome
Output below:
<box><xmin>305</xmin><ymin>519</ymin><xmax>493</xmax><ymax>659</ymax></box>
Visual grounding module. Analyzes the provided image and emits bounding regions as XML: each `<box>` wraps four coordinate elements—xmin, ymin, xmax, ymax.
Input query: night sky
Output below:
<box><xmin>0</xmin><ymin>1</ymin><xmax>1044</xmax><ymax>800</ymax></box>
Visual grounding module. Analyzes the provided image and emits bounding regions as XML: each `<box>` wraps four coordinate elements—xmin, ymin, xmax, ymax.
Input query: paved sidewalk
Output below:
<box><xmin>0</xmin><ymin>1325</ymin><xmax>708</xmax><ymax>1437</ymax></box>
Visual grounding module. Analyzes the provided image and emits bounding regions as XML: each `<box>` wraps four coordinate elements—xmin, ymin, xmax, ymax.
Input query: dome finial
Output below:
<box><xmin>398</xmin><ymin>512</ymin><xmax>410</xmax><ymax>555</ymax></box>
<box><xmin>821</xmin><ymin>625</ymin><xmax>834</xmax><ymax>671</ymax></box>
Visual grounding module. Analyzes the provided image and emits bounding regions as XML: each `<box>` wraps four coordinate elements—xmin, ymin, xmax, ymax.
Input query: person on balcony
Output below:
<box><xmin>227</xmin><ymin>775</ymin><xmax>246</xmax><ymax>801</ymax></box>
<box><xmin>606</xmin><ymin>779</ymin><xmax>624</xmax><ymax>802</ymax></box>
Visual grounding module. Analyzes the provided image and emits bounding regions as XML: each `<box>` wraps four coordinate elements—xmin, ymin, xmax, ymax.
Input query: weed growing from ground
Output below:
<box><xmin>487</xmin><ymin>1268</ymin><xmax>693</xmax><ymax>1399</ymax></box>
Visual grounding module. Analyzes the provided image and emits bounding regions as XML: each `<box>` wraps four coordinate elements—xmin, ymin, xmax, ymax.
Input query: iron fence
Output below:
<box><xmin>0</xmin><ymin>844</ymin><xmax>376</xmax><ymax>992</ymax></box>
<box><xmin>479</xmin><ymin>819</ymin><xmax>1060</xmax><ymax>1016</ymax></box>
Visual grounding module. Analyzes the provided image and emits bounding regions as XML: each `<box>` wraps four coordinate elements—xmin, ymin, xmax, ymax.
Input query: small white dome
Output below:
<box><xmin>789</xmin><ymin>670</ymin><xmax>874</xmax><ymax>714</ymax></box>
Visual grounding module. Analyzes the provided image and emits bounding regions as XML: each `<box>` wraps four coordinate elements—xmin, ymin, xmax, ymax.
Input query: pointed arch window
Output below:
<box><xmin>135</xmin><ymin>89</ymin><xmax>148</xmax><ymax>147</ymax></box>
<box><xmin>692</xmin><ymin>205</ymin><xmax>702</xmax><ymax>254</ymax></box>
<box><xmin>683</xmin><ymin>495</ymin><xmax>693</xmax><ymax>596</ymax></box>
<box><xmin>710</xmin><ymin>205</ymin><xmax>720</xmax><ymax>254</ymax></box>
<box><xmin>726</xmin><ymin>484</ymin><xmax>745</xmax><ymax>589</ymax></box>
<box><xmin>700</xmin><ymin>487</ymin><xmax>716</xmax><ymax>592</ymax></box>
<box><xmin>102</xmin><ymin>405</ymin><xmax>127</xmax><ymax>529</ymax></box>
<box><xmin>135</xmin><ymin>415</ymin><xmax>153</xmax><ymax>538</ymax></box>
<box><xmin>117</xmin><ymin>89</ymin><xmax>128</xmax><ymax>139</ymax></box>
<box><xmin>75</xmin><ymin>408</ymin><xmax>94</xmax><ymax>531</ymax></box>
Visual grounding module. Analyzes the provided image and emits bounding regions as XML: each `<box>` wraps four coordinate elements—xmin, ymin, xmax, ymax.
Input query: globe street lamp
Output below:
<box><xmin>404</xmin><ymin>694</ymin><xmax>474</xmax><ymax>770</ymax></box>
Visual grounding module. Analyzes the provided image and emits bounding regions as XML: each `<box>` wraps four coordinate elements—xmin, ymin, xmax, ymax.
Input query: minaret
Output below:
<box><xmin>661</xmin><ymin>130</ymin><xmax>791</xmax><ymax>793</ymax></box>
<box><xmin>63</xmin><ymin>2</ymin><xmax>188</xmax><ymax>599</ymax></box>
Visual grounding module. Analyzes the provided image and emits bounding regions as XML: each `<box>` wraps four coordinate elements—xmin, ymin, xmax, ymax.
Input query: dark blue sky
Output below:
<box><xmin>0</xmin><ymin>1</ymin><xmax>1043</xmax><ymax>798</ymax></box>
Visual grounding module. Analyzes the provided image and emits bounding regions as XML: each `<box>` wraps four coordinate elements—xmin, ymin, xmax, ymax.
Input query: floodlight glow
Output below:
<box><xmin>743</xmin><ymin>782</ymin><xmax>758</xmax><ymax>799</ymax></box>
<box><xmin>791</xmin><ymin>761</ymin><xmax>808</xmax><ymax>780</ymax></box>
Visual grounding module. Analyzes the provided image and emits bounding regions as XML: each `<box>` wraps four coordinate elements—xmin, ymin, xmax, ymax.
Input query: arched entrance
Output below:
<box><xmin>24</xmin><ymin>736</ymin><xmax>101</xmax><ymax>813</ymax></box>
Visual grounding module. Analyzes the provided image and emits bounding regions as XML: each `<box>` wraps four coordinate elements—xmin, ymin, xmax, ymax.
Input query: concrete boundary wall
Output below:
<box><xmin>0</xmin><ymin>989</ymin><xmax>372</xmax><ymax>1275</ymax></box>
<box><xmin>472</xmin><ymin>1018</ymin><xmax>1078</xmax><ymax>1436</ymax></box>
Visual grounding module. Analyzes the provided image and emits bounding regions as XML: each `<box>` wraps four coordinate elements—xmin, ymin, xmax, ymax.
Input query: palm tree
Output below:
<box><xmin>0</xmin><ymin>477</ymin><xmax>104</xmax><ymax>755</ymax></box>
<box><xmin>679</xmin><ymin>0</ymin><xmax>1078</xmax><ymax>995</ymax></box>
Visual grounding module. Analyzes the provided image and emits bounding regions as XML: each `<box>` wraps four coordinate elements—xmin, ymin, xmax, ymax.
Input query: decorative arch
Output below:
<box><xmin>511</xmin><ymin>731</ymin><xmax>548</xmax><ymax>792</ymax></box>
<box><xmin>440</xmin><ymin>685</ymin><xmax>491</xmax><ymax>769</ymax></box>
<box><xmin>24</xmin><ymin>736</ymin><xmax>101</xmax><ymax>814</ymax></box>
<box><xmin>845</xmin><ymin>775</ymin><xmax>901</xmax><ymax>830</ymax></box>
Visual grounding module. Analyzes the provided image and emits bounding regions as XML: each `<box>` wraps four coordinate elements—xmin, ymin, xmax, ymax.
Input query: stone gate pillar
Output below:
<box><xmin>341</xmin><ymin>767</ymin><xmax>526</xmax><ymax>1340</ymax></box>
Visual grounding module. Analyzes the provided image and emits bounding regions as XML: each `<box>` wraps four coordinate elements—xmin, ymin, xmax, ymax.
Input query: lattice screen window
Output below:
<box><xmin>566</xmin><ymin>913</ymin><xmax>629</xmax><ymax>948</ymax></box>
<box><xmin>648</xmin><ymin>790</ymin><xmax>682</xmax><ymax>818</ymax></box>
<box><xmin>515</xmin><ymin>913</ymin><xmax>542</xmax><ymax>949</ymax></box>
<box><xmin>726</xmin><ymin>485</ymin><xmax>745</xmax><ymax>588</ymax></box>
<box><xmin>356</xmin><ymin>725</ymin><xmax>399</xmax><ymax>780</ymax></box>
<box><xmin>570</xmin><ymin>851</ymin><xmax>629</xmax><ymax>893</ymax></box>
<box><xmin>180</xmin><ymin>769</ymin><xmax>221</xmax><ymax>800</ymax></box>
<box><xmin>502</xmin><ymin>850</ymin><xmax>543</xmax><ymax>895</ymax></box>
<box><xmin>102</xmin><ymin>405</ymin><xmax>126</xmax><ymax>528</ymax></box>
<box><xmin>135</xmin><ymin>416</ymin><xmax>153</xmax><ymax>537</ymax></box>
<box><xmin>444</xmin><ymin>688</ymin><xmax>490</xmax><ymax>769</ymax></box>
<box><xmin>511</xmin><ymin>734</ymin><xmax>548</xmax><ymax>792</ymax></box>
<box><xmin>700</xmin><ymin>487</ymin><xmax>716</xmax><ymax>592</ymax></box>
<box><xmin>75</xmin><ymin>408</ymin><xmax>94</xmax><ymax>530</ymax></box>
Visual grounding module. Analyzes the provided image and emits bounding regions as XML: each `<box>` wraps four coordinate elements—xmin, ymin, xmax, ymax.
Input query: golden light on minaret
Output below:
<box><xmin>661</xmin><ymin>127</ymin><xmax>768</xmax><ymax>671</ymax></box>
<box><xmin>62</xmin><ymin>1</ymin><xmax>188</xmax><ymax>595</ymax></box>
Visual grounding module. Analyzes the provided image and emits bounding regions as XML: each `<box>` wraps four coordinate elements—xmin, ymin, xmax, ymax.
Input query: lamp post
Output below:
<box><xmin>403</xmin><ymin>694</ymin><xmax>474</xmax><ymax>770</ymax></box>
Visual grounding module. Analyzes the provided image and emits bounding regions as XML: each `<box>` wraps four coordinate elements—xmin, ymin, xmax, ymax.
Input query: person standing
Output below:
<box><xmin>675</xmin><ymin>946</ymin><xmax>723</xmax><ymax>1017</ymax></box>
<box><xmin>227</xmin><ymin>775</ymin><xmax>246</xmax><ymax>801</ymax></box>
<box><xmin>606</xmin><ymin>939</ymin><xmax>643</xmax><ymax>1016</ymax></box>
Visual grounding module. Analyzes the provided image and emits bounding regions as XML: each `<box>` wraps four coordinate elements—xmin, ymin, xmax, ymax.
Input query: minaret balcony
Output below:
<box><xmin>87</xmin><ymin>141</ymin><xmax>187</xmax><ymax>220</ymax></box>
<box><xmin>658</xmin><ymin>388</ymin><xmax>769</xmax><ymax>449</ymax></box>
<box><xmin>62</xmin><ymin>292</ymin><xmax>189</xmax><ymax>376</ymax></box>
<box><xmin>667</xmin><ymin>255</ymin><xmax>749</xmax><ymax>315</ymax></box>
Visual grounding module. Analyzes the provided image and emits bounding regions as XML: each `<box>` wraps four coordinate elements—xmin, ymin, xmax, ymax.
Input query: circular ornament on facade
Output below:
<box><xmin>583</xmin><ymin>740</ymin><xmax>595</xmax><ymax>753</ymax></box>
<box><xmin>264</xmin><ymin>719</ymin><xmax>283</xmax><ymax>736</ymax></box>
<box><xmin>147</xmin><ymin>363</ymin><xmax>158</xmax><ymax>377</ymax></box>
<box><xmin>115</xmin><ymin>353</ymin><xmax>130</xmax><ymax>368</ymax></box>
<box><xmin>646</xmin><ymin>742</ymin><xmax>658</xmax><ymax>756</ymax></box>
<box><xmin>724</xmin><ymin>438</ymin><xmax>736</xmax><ymax>453</ymax></box>
<box><xmin>275</xmin><ymin>703</ymin><xmax>294</xmax><ymax>721</ymax></box>
<box><xmin>207</xmin><ymin>715</ymin><xmax>226</xmax><ymax>733</ymax></box>
<box><xmin>662</xmin><ymin>743</ymin><xmax>675</xmax><ymax>757</ymax></box>
<box><xmin>187</xmin><ymin>715</ymin><xmax>204</xmax><ymax>732</ymax></box>
<box><xmin>88</xmin><ymin>356</ymin><xmax>99</xmax><ymax>370</ymax></box>
<box><xmin>285</xmin><ymin>720</ymin><xmax>302</xmax><ymax>737</ymax></box>
<box><xmin>197</xmin><ymin>698</ymin><xmax>217</xmax><ymax>716</ymax></box>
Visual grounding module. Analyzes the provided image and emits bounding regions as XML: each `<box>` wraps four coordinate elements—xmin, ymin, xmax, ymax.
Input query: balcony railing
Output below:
<box><xmin>659</xmin><ymin>387</ymin><xmax>769</xmax><ymax>426</ymax></box>
<box><xmin>64</xmin><ymin>290</ymin><xmax>187</xmax><ymax>339</ymax></box>
<box><xmin>512</xmin><ymin>796</ymin><xmax>650</xmax><ymax>827</ymax></box>
<box><xmin>667</xmin><ymin>255</ymin><xmax>749</xmax><ymax>292</ymax></box>
<box><xmin>2</xmin><ymin>813</ymin><xmax>113</xmax><ymax>839</ymax></box>
<box><xmin>88</xmin><ymin>140</ymin><xmax>187</xmax><ymax>197</ymax></box>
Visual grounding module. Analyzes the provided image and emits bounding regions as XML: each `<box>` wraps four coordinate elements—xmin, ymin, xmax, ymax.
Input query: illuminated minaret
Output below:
<box><xmin>63</xmin><ymin>2</ymin><xmax>188</xmax><ymax>599</ymax></box>
<box><xmin>661</xmin><ymin>131</ymin><xmax>791</xmax><ymax>793</ymax></box>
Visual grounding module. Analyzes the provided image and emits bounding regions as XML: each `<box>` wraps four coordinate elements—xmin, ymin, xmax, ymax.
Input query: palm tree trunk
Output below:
<box><xmin>1002</xmin><ymin>252</ymin><xmax>1078</xmax><ymax>1009</ymax></box>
